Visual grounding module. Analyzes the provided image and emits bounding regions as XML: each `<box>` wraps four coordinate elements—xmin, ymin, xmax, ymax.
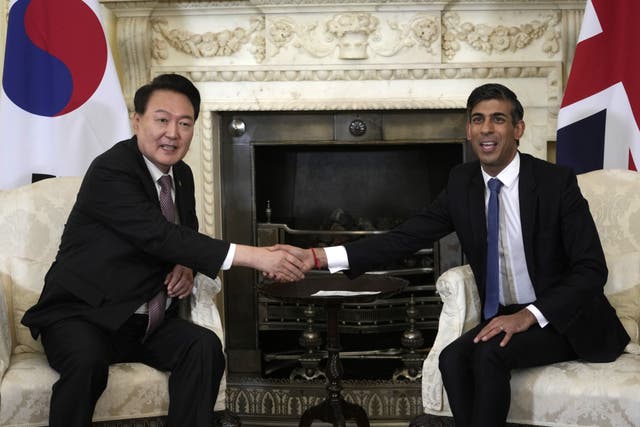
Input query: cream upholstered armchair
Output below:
<box><xmin>419</xmin><ymin>169</ymin><xmax>640</xmax><ymax>427</ymax></box>
<box><xmin>0</xmin><ymin>176</ymin><xmax>227</xmax><ymax>426</ymax></box>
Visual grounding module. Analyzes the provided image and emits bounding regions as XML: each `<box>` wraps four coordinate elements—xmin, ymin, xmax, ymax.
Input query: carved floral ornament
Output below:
<box><xmin>150</xmin><ymin>11</ymin><xmax>561</xmax><ymax>63</ymax></box>
<box><xmin>442</xmin><ymin>12</ymin><xmax>561</xmax><ymax>60</ymax></box>
<box><xmin>150</xmin><ymin>16</ymin><xmax>266</xmax><ymax>63</ymax></box>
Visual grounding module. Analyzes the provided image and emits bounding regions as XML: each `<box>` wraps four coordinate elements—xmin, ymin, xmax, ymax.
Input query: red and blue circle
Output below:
<box><xmin>2</xmin><ymin>0</ymin><xmax>107</xmax><ymax>117</ymax></box>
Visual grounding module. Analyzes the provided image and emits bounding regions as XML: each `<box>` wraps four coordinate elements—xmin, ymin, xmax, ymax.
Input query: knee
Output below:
<box><xmin>198</xmin><ymin>329</ymin><xmax>226</xmax><ymax>375</ymax></box>
<box><xmin>470</xmin><ymin>340</ymin><xmax>505</xmax><ymax>370</ymax></box>
<box><xmin>439</xmin><ymin>341</ymin><xmax>466</xmax><ymax>377</ymax></box>
<box><xmin>58</xmin><ymin>351</ymin><xmax>110</xmax><ymax>392</ymax></box>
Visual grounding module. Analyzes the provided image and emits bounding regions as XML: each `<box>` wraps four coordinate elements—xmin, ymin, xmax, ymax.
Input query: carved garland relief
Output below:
<box><xmin>151</xmin><ymin>16</ymin><xmax>266</xmax><ymax>63</ymax></box>
<box><xmin>442</xmin><ymin>12</ymin><xmax>561</xmax><ymax>60</ymax></box>
<box><xmin>150</xmin><ymin>11</ymin><xmax>561</xmax><ymax>64</ymax></box>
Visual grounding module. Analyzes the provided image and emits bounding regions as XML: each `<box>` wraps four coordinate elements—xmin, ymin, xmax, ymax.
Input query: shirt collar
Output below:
<box><xmin>142</xmin><ymin>156</ymin><xmax>174</xmax><ymax>184</ymax></box>
<box><xmin>481</xmin><ymin>152</ymin><xmax>519</xmax><ymax>189</ymax></box>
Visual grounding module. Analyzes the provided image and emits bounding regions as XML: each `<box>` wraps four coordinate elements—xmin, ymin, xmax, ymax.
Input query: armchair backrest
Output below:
<box><xmin>0</xmin><ymin>177</ymin><xmax>82</xmax><ymax>264</ymax></box>
<box><xmin>577</xmin><ymin>169</ymin><xmax>640</xmax><ymax>347</ymax></box>
<box><xmin>577</xmin><ymin>169</ymin><xmax>640</xmax><ymax>257</ymax></box>
<box><xmin>0</xmin><ymin>177</ymin><xmax>83</xmax><ymax>354</ymax></box>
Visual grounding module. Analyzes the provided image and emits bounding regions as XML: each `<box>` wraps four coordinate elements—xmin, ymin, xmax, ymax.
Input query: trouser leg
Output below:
<box><xmin>141</xmin><ymin>317</ymin><xmax>225</xmax><ymax>427</ymax></box>
<box><xmin>439</xmin><ymin>317</ymin><xmax>576</xmax><ymax>427</ymax></box>
<box><xmin>41</xmin><ymin>318</ymin><xmax>113</xmax><ymax>427</ymax></box>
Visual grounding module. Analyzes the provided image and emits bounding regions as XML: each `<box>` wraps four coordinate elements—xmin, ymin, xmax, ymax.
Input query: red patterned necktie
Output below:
<box><xmin>145</xmin><ymin>175</ymin><xmax>175</xmax><ymax>338</ymax></box>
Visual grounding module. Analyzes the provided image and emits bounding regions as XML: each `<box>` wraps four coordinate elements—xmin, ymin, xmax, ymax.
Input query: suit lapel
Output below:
<box><xmin>172</xmin><ymin>164</ymin><xmax>189</xmax><ymax>222</ymax></box>
<box><xmin>468</xmin><ymin>167</ymin><xmax>488</xmax><ymax>289</ymax></box>
<box><xmin>518</xmin><ymin>153</ymin><xmax>537</xmax><ymax>282</ymax></box>
<box><xmin>128</xmin><ymin>138</ymin><xmax>159</xmax><ymax>203</ymax></box>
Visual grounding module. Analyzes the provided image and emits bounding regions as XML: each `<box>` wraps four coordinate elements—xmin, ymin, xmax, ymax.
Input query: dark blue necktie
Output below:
<box><xmin>484</xmin><ymin>178</ymin><xmax>503</xmax><ymax>319</ymax></box>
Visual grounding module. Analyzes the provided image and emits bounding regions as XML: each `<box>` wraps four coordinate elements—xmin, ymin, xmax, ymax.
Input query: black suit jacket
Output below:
<box><xmin>22</xmin><ymin>137</ymin><xmax>230</xmax><ymax>337</ymax></box>
<box><xmin>345</xmin><ymin>153</ymin><xmax>629</xmax><ymax>362</ymax></box>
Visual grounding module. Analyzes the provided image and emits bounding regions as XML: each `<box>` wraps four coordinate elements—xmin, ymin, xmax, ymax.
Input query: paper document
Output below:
<box><xmin>311</xmin><ymin>290</ymin><xmax>381</xmax><ymax>297</ymax></box>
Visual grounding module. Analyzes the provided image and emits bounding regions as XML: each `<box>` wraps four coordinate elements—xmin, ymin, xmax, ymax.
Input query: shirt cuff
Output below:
<box><xmin>324</xmin><ymin>246</ymin><xmax>350</xmax><ymax>273</ymax></box>
<box><xmin>221</xmin><ymin>243</ymin><xmax>236</xmax><ymax>270</ymax></box>
<box><xmin>526</xmin><ymin>304</ymin><xmax>549</xmax><ymax>328</ymax></box>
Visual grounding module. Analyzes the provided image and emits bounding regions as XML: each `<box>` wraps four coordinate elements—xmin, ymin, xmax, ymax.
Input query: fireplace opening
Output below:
<box><xmin>254</xmin><ymin>144</ymin><xmax>459</xmax><ymax>229</ymax></box>
<box><xmin>220</xmin><ymin>110</ymin><xmax>470</xmax><ymax>379</ymax></box>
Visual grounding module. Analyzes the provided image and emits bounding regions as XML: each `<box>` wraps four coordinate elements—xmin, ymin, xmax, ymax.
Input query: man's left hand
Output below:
<box><xmin>165</xmin><ymin>264</ymin><xmax>194</xmax><ymax>299</ymax></box>
<box><xmin>473</xmin><ymin>308</ymin><xmax>537</xmax><ymax>347</ymax></box>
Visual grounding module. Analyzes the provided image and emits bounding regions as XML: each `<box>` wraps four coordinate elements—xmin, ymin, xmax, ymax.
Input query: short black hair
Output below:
<box><xmin>466</xmin><ymin>83</ymin><xmax>524</xmax><ymax>125</ymax></box>
<box><xmin>133</xmin><ymin>73</ymin><xmax>201</xmax><ymax>121</ymax></box>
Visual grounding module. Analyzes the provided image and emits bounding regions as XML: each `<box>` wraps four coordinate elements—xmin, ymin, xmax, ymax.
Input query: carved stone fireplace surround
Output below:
<box><xmin>98</xmin><ymin>1</ymin><xmax>584</xmax><ymax>424</ymax></box>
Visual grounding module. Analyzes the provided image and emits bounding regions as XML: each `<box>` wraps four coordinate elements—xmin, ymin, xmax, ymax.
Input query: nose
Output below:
<box><xmin>165</xmin><ymin>120</ymin><xmax>179</xmax><ymax>138</ymax></box>
<box><xmin>481</xmin><ymin>119</ymin><xmax>494</xmax><ymax>134</ymax></box>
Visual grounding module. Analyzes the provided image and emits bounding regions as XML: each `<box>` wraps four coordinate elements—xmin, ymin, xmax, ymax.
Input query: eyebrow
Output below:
<box><xmin>152</xmin><ymin>109</ymin><xmax>194</xmax><ymax>121</ymax></box>
<box><xmin>471</xmin><ymin>112</ymin><xmax>509</xmax><ymax>120</ymax></box>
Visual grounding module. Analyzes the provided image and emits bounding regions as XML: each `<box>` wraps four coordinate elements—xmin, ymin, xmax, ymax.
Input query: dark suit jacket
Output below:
<box><xmin>22</xmin><ymin>137</ymin><xmax>230</xmax><ymax>337</ymax></box>
<box><xmin>345</xmin><ymin>153</ymin><xmax>629</xmax><ymax>362</ymax></box>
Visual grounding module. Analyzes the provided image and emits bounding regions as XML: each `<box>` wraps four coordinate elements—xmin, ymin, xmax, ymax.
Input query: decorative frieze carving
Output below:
<box><xmin>145</xmin><ymin>9</ymin><xmax>564</xmax><ymax>64</ymax></box>
<box><xmin>150</xmin><ymin>16</ymin><xmax>265</xmax><ymax>62</ymax></box>
<box><xmin>442</xmin><ymin>12</ymin><xmax>561</xmax><ymax>60</ymax></box>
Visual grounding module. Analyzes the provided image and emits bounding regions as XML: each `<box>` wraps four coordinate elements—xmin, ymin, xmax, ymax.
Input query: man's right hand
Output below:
<box><xmin>268</xmin><ymin>244</ymin><xmax>321</xmax><ymax>273</ymax></box>
<box><xmin>233</xmin><ymin>244</ymin><xmax>306</xmax><ymax>282</ymax></box>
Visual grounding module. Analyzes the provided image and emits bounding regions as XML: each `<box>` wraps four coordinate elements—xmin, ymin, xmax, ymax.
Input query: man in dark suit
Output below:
<box><xmin>277</xmin><ymin>83</ymin><xmax>630</xmax><ymax>426</ymax></box>
<box><xmin>22</xmin><ymin>74</ymin><xmax>305</xmax><ymax>427</ymax></box>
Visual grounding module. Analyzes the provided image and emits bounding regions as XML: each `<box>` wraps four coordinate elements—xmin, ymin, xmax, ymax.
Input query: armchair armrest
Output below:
<box><xmin>180</xmin><ymin>273</ymin><xmax>224</xmax><ymax>343</ymax></box>
<box><xmin>422</xmin><ymin>265</ymin><xmax>481</xmax><ymax>413</ymax></box>
<box><xmin>178</xmin><ymin>273</ymin><xmax>227</xmax><ymax>411</ymax></box>
<box><xmin>0</xmin><ymin>261</ymin><xmax>12</xmax><ymax>385</ymax></box>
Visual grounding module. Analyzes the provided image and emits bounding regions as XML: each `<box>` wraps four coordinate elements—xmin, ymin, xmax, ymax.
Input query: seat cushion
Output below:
<box><xmin>0</xmin><ymin>352</ymin><xmax>170</xmax><ymax>427</ymax></box>
<box><xmin>508</xmin><ymin>353</ymin><xmax>640</xmax><ymax>427</ymax></box>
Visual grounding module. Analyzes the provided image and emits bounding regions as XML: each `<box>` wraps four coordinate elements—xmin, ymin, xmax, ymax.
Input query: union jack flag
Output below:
<box><xmin>556</xmin><ymin>0</ymin><xmax>640</xmax><ymax>173</ymax></box>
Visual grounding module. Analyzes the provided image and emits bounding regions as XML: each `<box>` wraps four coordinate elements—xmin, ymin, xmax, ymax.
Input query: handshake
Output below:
<box><xmin>234</xmin><ymin>244</ymin><xmax>325</xmax><ymax>282</ymax></box>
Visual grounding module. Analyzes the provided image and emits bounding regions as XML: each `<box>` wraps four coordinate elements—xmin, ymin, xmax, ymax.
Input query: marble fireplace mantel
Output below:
<box><xmin>101</xmin><ymin>0</ymin><xmax>586</xmax><ymax>238</ymax></box>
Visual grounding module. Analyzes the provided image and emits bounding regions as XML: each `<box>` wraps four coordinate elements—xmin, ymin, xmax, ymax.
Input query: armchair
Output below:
<box><xmin>0</xmin><ymin>176</ymin><xmax>227</xmax><ymax>426</ymax></box>
<box><xmin>419</xmin><ymin>169</ymin><xmax>640</xmax><ymax>427</ymax></box>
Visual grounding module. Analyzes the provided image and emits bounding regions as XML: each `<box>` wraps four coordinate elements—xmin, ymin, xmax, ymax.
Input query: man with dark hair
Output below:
<box><xmin>277</xmin><ymin>83</ymin><xmax>630</xmax><ymax>426</ymax></box>
<box><xmin>22</xmin><ymin>74</ymin><xmax>305</xmax><ymax>427</ymax></box>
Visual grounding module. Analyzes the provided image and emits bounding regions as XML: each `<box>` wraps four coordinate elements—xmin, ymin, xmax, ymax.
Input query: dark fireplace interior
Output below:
<box><xmin>220</xmin><ymin>110</ymin><xmax>470</xmax><ymax>381</ymax></box>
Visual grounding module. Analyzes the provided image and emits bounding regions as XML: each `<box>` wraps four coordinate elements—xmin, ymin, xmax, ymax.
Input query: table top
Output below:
<box><xmin>259</xmin><ymin>274</ymin><xmax>408</xmax><ymax>304</ymax></box>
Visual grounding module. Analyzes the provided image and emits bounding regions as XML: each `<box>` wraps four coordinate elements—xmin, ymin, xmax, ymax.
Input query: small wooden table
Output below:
<box><xmin>260</xmin><ymin>274</ymin><xmax>408</xmax><ymax>427</ymax></box>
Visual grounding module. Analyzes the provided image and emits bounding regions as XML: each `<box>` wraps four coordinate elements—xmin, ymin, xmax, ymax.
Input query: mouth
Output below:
<box><xmin>159</xmin><ymin>144</ymin><xmax>177</xmax><ymax>152</ymax></box>
<box><xmin>479</xmin><ymin>141</ymin><xmax>497</xmax><ymax>152</ymax></box>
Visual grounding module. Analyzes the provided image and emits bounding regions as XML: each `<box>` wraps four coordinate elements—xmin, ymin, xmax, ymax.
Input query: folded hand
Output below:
<box><xmin>165</xmin><ymin>264</ymin><xmax>194</xmax><ymax>299</ymax></box>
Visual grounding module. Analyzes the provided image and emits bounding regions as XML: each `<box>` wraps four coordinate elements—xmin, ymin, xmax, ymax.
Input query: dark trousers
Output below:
<box><xmin>41</xmin><ymin>310</ymin><xmax>225</xmax><ymax>427</ymax></box>
<box><xmin>438</xmin><ymin>305</ymin><xmax>577</xmax><ymax>427</ymax></box>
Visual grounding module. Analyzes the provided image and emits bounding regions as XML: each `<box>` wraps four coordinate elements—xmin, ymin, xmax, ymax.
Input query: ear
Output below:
<box><xmin>514</xmin><ymin>120</ymin><xmax>525</xmax><ymax>140</ymax></box>
<box><xmin>466</xmin><ymin>121</ymin><xmax>472</xmax><ymax>141</ymax></box>
<box><xmin>132</xmin><ymin>113</ymin><xmax>140</xmax><ymax>132</ymax></box>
